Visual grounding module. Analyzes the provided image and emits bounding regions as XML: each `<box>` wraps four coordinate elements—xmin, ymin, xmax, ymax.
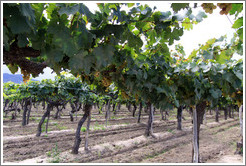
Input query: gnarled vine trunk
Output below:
<box><xmin>191</xmin><ymin>101</ymin><xmax>206</xmax><ymax>163</ymax></box>
<box><xmin>145</xmin><ymin>103</ymin><xmax>154</xmax><ymax>137</ymax></box>
<box><xmin>132</xmin><ymin>103</ymin><xmax>137</xmax><ymax>117</ymax></box>
<box><xmin>137</xmin><ymin>102</ymin><xmax>142</xmax><ymax>123</ymax></box>
<box><xmin>72</xmin><ymin>103</ymin><xmax>92</xmax><ymax>154</ymax></box>
<box><xmin>85</xmin><ymin>108</ymin><xmax>91</xmax><ymax>152</ymax></box>
<box><xmin>26</xmin><ymin>98</ymin><xmax>32</xmax><ymax>124</ymax></box>
<box><xmin>215</xmin><ymin>107</ymin><xmax>219</xmax><ymax>122</ymax></box>
<box><xmin>177</xmin><ymin>106</ymin><xmax>183</xmax><ymax>130</ymax></box>
<box><xmin>105</xmin><ymin>100</ymin><xmax>111</xmax><ymax>127</ymax></box>
<box><xmin>22</xmin><ymin>99</ymin><xmax>30</xmax><ymax>126</ymax></box>
<box><xmin>36</xmin><ymin>103</ymin><xmax>51</xmax><ymax>137</ymax></box>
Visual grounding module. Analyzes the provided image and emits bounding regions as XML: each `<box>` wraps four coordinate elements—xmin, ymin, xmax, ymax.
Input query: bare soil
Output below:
<box><xmin>2</xmin><ymin>107</ymin><xmax>243</xmax><ymax>164</ymax></box>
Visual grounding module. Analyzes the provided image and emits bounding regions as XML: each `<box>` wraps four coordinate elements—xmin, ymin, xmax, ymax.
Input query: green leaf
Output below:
<box><xmin>17</xmin><ymin>34</ymin><xmax>29</xmax><ymax>48</ymax></box>
<box><xmin>232</xmin><ymin>17</ymin><xmax>243</xmax><ymax>29</ymax></box>
<box><xmin>68</xmin><ymin>50</ymin><xmax>88</xmax><ymax>70</ymax></box>
<box><xmin>93</xmin><ymin>45</ymin><xmax>115</xmax><ymax>69</ymax></box>
<box><xmin>233</xmin><ymin>70</ymin><xmax>243</xmax><ymax>80</ymax></box>
<box><xmin>195</xmin><ymin>11</ymin><xmax>207</xmax><ymax>22</ymax></box>
<box><xmin>7</xmin><ymin>64</ymin><xmax>19</xmax><ymax>74</ymax></box>
<box><xmin>237</xmin><ymin>28</ymin><xmax>243</xmax><ymax>41</ymax></box>
<box><xmin>46</xmin><ymin>3</ymin><xmax>57</xmax><ymax>20</ymax></box>
<box><xmin>229</xmin><ymin>3</ymin><xmax>243</xmax><ymax>16</ymax></box>
<box><xmin>216</xmin><ymin>50</ymin><xmax>231</xmax><ymax>64</ymax></box>
<box><xmin>19</xmin><ymin>3</ymin><xmax>36</xmax><ymax>23</ymax></box>
<box><xmin>209</xmin><ymin>88</ymin><xmax>222</xmax><ymax>99</ymax></box>
<box><xmin>7</xmin><ymin>10</ymin><xmax>32</xmax><ymax>34</ymax></box>
<box><xmin>182</xmin><ymin>17</ymin><xmax>193</xmax><ymax>31</ymax></box>
<box><xmin>3</xmin><ymin>26</ymin><xmax>9</xmax><ymax>51</ymax></box>
<box><xmin>149</xmin><ymin>30</ymin><xmax>157</xmax><ymax>45</ymax></box>
<box><xmin>171</xmin><ymin>3</ymin><xmax>189</xmax><ymax>13</ymax></box>
<box><xmin>191</xmin><ymin>65</ymin><xmax>199</xmax><ymax>73</ymax></box>
<box><xmin>58</xmin><ymin>4</ymin><xmax>79</xmax><ymax>15</ymax></box>
<box><xmin>127</xmin><ymin>3</ymin><xmax>135</xmax><ymax>8</ymax></box>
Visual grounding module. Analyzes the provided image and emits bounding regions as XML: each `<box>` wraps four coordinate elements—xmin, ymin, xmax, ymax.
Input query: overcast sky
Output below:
<box><xmin>2</xmin><ymin>2</ymin><xmax>241</xmax><ymax>81</ymax></box>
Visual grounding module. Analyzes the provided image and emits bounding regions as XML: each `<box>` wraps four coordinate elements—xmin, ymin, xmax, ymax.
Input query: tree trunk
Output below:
<box><xmin>145</xmin><ymin>103</ymin><xmax>154</xmax><ymax>137</ymax></box>
<box><xmin>36</xmin><ymin>103</ymin><xmax>51</xmax><ymax>137</ymax></box>
<box><xmin>26</xmin><ymin>98</ymin><xmax>32</xmax><ymax>125</ymax></box>
<box><xmin>215</xmin><ymin>107</ymin><xmax>219</xmax><ymax>122</ymax></box>
<box><xmin>209</xmin><ymin>109</ymin><xmax>213</xmax><ymax>115</ymax></box>
<box><xmin>54</xmin><ymin>106</ymin><xmax>60</xmax><ymax>119</ymax></box>
<box><xmin>137</xmin><ymin>102</ymin><xmax>142</xmax><ymax>123</ymax></box>
<box><xmin>177</xmin><ymin>106</ymin><xmax>183</xmax><ymax>130</ymax></box>
<box><xmin>165</xmin><ymin>110</ymin><xmax>169</xmax><ymax>120</ymax></box>
<box><xmin>105</xmin><ymin>100</ymin><xmax>111</xmax><ymax>127</ymax></box>
<box><xmin>22</xmin><ymin>99</ymin><xmax>29</xmax><ymax>126</ymax></box>
<box><xmin>46</xmin><ymin>109</ymin><xmax>50</xmax><ymax>133</ymax></box>
<box><xmin>127</xmin><ymin>103</ymin><xmax>132</xmax><ymax>112</ymax></box>
<box><xmin>224</xmin><ymin>107</ymin><xmax>228</xmax><ymax>120</ymax></box>
<box><xmin>160</xmin><ymin>110</ymin><xmax>164</xmax><ymax>120</ymax></box>
<box><xmin>14</xmin><ymin>101</ymin><xmax>18</xmax><ymax>118</ymax></box>
<box><xmin>132</xmin><ymin>103</ymin><xmax>137</xmax><ymax>117</ymax></box>
<box><xmin>114</xmin><ymin>103</ymin><xmax>121</xmax><ymax>115</ymax></box>
<box><xmin>71</xmin><ymin>103</ymin><xmax>92</xmax><ymax>154</ymax></box>
<box><xmin>42</xmin><ymin>100</ymin><xmax>46</xmax><ymax>110</ymax></box>
<box><xmin>191</xmin><ymin>102</ymin><xmax>206</xmax><ymax>163</ymax></box>
<box><xmin>70</xmin><ymin>112</ymin><xmax>74</xmax><ymax>122</ymax></box>
<box><xmin>112</xmin><ymin>103</ymin><xmax>116</xmax><ymax>114</ymax></box>
<box><xmin>228</xmin><ymin>105</ymin><xmax>232</xmax><ymax>118</ymax></box>
<box><xmin>85</xmin><ymin>109</ymin><xmax>91</xmax><ymax>152</ymax></box>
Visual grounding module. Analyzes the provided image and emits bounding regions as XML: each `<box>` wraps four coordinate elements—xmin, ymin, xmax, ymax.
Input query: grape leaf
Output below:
<box><xmin>232</xmin><ymin>17</ymin><xmax>243</xmax><ymax>29</ymax></box>
<box><xmin>171</xmin><ymin>3</ymin><xmax>189</xmax><ymax>13</ymax></box>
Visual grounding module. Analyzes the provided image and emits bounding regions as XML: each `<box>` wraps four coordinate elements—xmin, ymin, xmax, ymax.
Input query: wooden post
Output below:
<box><xmin>85</xmin><ymin>109</ymin><xmax>91</xmax><ymax>152</ymax></box>
<box><xmin>239</xmin><ymin>105</ymin><xmax>243</xmax><ymax>137</ymax></box>
<box><xmin>192</xmin><ymin>107</ymin><xmax>199</xmax><ymax>163</ymax></box>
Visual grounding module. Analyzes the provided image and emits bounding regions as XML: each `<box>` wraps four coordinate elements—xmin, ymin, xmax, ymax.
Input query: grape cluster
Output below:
<box><xmin>102</xmin><ymin>77</ymin><xmax>111</xmax><ymax>87</ymax></box>
<box><xmin>201</xmin><ymin>3</ymin><xmax>217</xmax><ymax>14</ymax></box>
<box><xmin>217</xmin><ymin>3</ymin><xmax>232</xmax><ymax>15</ymax></box>
<box><xmin>21</xmin><ymin>69</ymin><xmax>30</xmax><ymax>83</ymax></box>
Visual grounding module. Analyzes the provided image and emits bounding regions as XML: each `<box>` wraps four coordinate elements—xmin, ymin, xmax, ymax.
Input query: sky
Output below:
<box><xmin>2</xmin><ymin>2</ymin><xmax>241</xmax><ymax>81</ymax></box>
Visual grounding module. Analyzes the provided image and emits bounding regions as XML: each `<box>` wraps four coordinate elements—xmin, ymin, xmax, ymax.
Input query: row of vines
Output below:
<box><xmin>3</xmin><ymin>2</ymin><xmax>244</xmax><ymax>163</ymax></box>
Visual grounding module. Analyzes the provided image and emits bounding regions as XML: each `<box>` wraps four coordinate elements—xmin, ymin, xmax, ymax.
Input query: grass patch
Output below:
<box><xmin>93</xmin><ymin>121</ymin><xmax>106</xmax><ymax>131</ymax></box>
<box><xmin>167</xmin><ymin>129</ymin><xmax>175</xmax><ymax>134</ymax></box>
<box><xmin>53</xmin><ymin>123</ymin><xmax>68</xmax><ymax>130</ymax></box>
<box><xmin>29</xmin><ymin>117</ymin><xmax>36</xmax><ymax>121</ymax></box>
<box><xmin>47</xmin><ymin>143</ymin><xmax>60</xmax><ymax>163</ymax></box>
<box><xmin>145</xmin><ymin>150</ymin><xmax>167</xmax><ymax>160</ymax></box>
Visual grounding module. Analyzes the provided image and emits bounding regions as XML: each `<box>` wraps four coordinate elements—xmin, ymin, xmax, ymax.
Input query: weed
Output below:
<box><xmin>57</xmin><ymin>125</ymin><xmax>67</xmax><ymax>130</ymax></box>
<box><xmin>47</xmin><ymin>143</ymin><xmax>60</xmax><ymax>163</ymax></box>
<box><xmin>30</xmin><ymin>117</ymin><xmax>36</xmax><ymax>121</ymax></box>
<box><xmin>98</xmin><ymin>151</ymin><xmax>101</xmax><ymax>158</ymax></box>
<box><xmin>81</xmin><ymin>127</ymin><xmax>87</xmax><ymax>132</ymax></box>
<box><xmin>44</xmin><ymin>134</ymin><xmax>48</xmax><ymax>137</ymax></box>
<box><xmin>167</xmin><ymin>129</ymin><xmax>174</xmax><ymax>134</ymax></box>
<box><xmin>93</xmin><ymin>122</ymin><xmax>106</xmax><ymax>131</ymax></box>
<box><xmin>46</xmin><ymin>151</ymin><xmax>51</xmax><ymax>157</ymax></box>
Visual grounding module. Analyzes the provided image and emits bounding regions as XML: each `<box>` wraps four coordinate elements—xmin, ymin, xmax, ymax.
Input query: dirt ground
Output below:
<box><xmin>2</xmin><ymin>107</ymin><xmax>243</xmax><ymax>164</ymax></box>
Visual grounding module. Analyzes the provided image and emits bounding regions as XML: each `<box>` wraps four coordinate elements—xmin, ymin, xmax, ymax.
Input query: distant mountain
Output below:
<box><xmin>3</xmin><ymin>73</ymin><xmax>39</xmax><ymax>83</ymax></box>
